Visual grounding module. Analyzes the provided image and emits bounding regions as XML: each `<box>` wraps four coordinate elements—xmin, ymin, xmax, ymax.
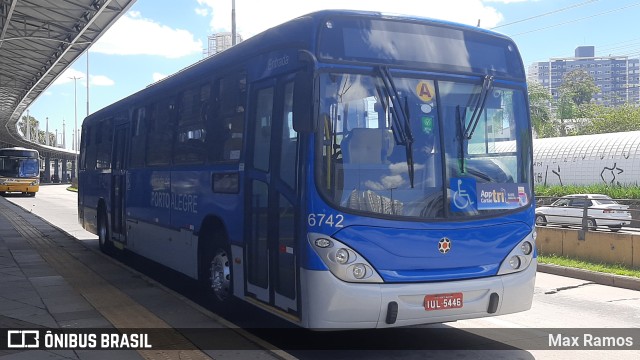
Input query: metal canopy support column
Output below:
<box><xmin>44</xmin><ymin>155</ymin><xmax>50</xmax><ymax>183</ymax></box>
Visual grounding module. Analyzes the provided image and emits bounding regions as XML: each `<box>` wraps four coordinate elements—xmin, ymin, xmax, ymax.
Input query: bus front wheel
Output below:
<box><xmin>200</xmin><ymin>241</ymin><xmax>235</xmax><ymax>310</ymax></box>
<box><xmin>98</xmin><ymin>210</ymin><xmax>114</xmax><ymax>254</ymax></box>
<box><xmin>210</xmin><ymin>247</ymin><xmax>232</xmax><ymax>302</ymax></box>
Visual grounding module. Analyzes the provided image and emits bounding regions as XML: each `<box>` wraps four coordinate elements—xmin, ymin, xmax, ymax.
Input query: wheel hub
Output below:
<box><xmin>210</xmin><ymin>249</ymin><xmax>230</xmax><ymax>301</ymax></box>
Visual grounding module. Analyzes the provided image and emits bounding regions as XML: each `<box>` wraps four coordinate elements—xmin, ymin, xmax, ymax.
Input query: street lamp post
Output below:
<box><xmin>231</xmin><ymin>0</ymin><xmax>236</xmax><ymax>46</ymax></box>
<box><xmin>70</xmin><ymin>76</ymin><xmax>82</xmax><ymax>178</ymax></box>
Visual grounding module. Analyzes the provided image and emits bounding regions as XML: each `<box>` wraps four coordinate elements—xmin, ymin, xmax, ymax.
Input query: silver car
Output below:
<box><xmin>535</xmin><ymin>194</ymin><xmax>631</xmax><ymax>232</ymax></box>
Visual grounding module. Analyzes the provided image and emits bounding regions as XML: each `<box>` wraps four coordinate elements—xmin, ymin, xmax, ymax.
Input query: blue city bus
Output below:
<box><xmin>0</xmin><ymin>147</ymin><xmax>40</xmax><ymax>197</ymax></box>
<box><xmin>78</xmin><ymin>10</ymin><xmax>535</xmax><ymax>329</ymax></box>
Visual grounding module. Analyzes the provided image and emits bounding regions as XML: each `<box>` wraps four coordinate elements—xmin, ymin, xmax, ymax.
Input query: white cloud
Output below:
<box><xmin>90</xmin><ymin>75</ymin><xmax>115</xmax><ymax>86</ymax></box>
<box><xmin>195</xmin><ymin>8</ymin><xmax>208</xmax><ymax>16</ymax></box>
<box><xmin>51</xmin><ymin>68</ymin><xmax>114</xmax><ymax>87</ymax></box>
<box><xmin>51</xmin><ymin>68</ymin><xmax>86</xmax><ymax>86</ymax></box>
<box><xmin>195</xmin><ymin>0</ymin><xmax>503</xmax><ymax>39</ymax></box>
<box><xmin>152</xmin><ymin>72</ymin><xmax>168</xmax><ymax>82</ymax></box>
<box><xmin>485</xmin><ymin>0</ymin><xmax>534</xmax><ymax>3</ymax></box>
<box><xmin>92</xmin><ymin>11</ymin><xmax>203</xmax><ymax>58</ymax></box>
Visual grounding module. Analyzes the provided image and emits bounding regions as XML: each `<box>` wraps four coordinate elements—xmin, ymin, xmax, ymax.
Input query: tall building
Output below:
<box><xmin>528</xmin><ymin>46</ymin><xmax>640</xmax><ymax>107</ymax></box>
<box><xmin>206</xmin><ymin>32</ymin><xmax>243</xmax><ymax>56</ymax></box>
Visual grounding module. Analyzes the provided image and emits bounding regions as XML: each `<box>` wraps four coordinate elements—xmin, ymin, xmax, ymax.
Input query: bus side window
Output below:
<box><xmin>280</xmin><ymin>81</ymin><xmax>297</xmax><ymax>189</ymax></box>
<box><xmin>130</xmin><ymin>107</ymin><xmax>147</xmax><ymax>168</ymax></box>
<box><xmin>146</xmin><ymin>99</ymin><xmax>175</xmax><ymax>166</ymax></box>
<box><xmin>174</xmin><ymin>84</ymin><xmax>208</xmax><ymax>165</ymax></box>
<box><xmin>208</xmin><ymin>71</ymin><xmax>246</xmax><ymax>163</ymax></box>
<box><xmin>253</xmin><ymin>87</ymin><xmax>274</xmax><ymax>171</ymax></box>
<box><xmin>223</xmin><ymin>113</ymin><xmax>244</xmax><ymax>161</ymax></box>
<box><xmin>80</xmin><ymin>126</ymin><xmax>89</xmax><ymax>170</ymax></box>
<box><xmin>96</xmin><ymin>119</ymin><xmax>113</xmax><ymax>169</ymax></box>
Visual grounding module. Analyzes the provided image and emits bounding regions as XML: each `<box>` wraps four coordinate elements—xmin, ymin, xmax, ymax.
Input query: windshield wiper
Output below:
<box><xmin>457</xmin><ymin>75</ymin><xmax>494</xmax><ymax>174</ymax></box>
<box><xmin>456</xmin><ymin>105</ymin><xmax>466</xmax><ymax>174</ymax></box>
<box><xmin>464</xmin><ymin>75</ymin><xmax>494</xmax><ymax>140</ymax></box>
<box><xmin>378</xmin><ymin>66</ymin><xmax>415</xmax><ymax>187</ymax></box>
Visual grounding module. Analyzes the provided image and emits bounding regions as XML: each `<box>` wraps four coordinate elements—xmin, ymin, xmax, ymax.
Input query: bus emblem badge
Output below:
<box><xmin>438</xmin><ymin>238</ymin><xmax>452</xmax><ymax>254</ymax></box>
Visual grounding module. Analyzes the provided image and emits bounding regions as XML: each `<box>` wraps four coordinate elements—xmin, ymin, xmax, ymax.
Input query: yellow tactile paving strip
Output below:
<box><xmin>3</xmin><ymin>209</ymin><xmax>212</xmax><ymax>360</ymax></box>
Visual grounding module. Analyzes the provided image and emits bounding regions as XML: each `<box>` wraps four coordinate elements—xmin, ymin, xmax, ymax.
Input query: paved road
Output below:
<box><xmin>6</xmin><ymin>184</ymin><xmax>640</xmax><ymax>360</ymax></box>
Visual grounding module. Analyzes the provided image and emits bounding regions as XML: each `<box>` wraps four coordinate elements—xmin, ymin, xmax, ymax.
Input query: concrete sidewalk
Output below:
<box><xmin>0</xmin><ymin>198</ymin><xmax>285</xmax><ymax>360</ymax></box>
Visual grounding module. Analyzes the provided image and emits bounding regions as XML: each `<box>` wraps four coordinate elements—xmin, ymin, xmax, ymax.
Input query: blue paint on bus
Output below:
<box><xmin>79</xmin><ymin>10</ymin><xmax>536</xmax><ymax>329</ymax></box>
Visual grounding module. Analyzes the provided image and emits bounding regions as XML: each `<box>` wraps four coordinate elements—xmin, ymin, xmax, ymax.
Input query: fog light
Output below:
<box><xmin>509</xmin><ymin>256</ymin><xmax>521</xmax><ymax>269</ymax></box>
<box><xmin>521</xmin><ymin>241</ymin><xmax>533</xmax><ymax>255</ymax></box>
<box><xmin>353</xmin><ymin>264</ymin><xmax>366</xmax><ymax>279</ymax></box>
<box><xmin>336</xmin><ymin>248</ymin><xmax>349</xmax><ymax>264</ymax></box>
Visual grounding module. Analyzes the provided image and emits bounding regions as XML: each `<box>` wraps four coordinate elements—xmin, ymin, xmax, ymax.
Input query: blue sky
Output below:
<box><xmin>26</xmin><ymin>0</ymin><xmax>640</xmax><ymax>150</ymax></box>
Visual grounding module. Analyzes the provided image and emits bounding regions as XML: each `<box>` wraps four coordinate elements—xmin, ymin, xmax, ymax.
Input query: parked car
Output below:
<box><xmin>535</xmin><ymin>194</ymin><xmax>631</xmax><ymax>232</ymax></box>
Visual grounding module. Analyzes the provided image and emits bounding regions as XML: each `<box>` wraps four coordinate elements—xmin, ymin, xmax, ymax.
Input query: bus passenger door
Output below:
<box><xmin>111</xmin><ymin>124</ymin><xmax>129</xmax><ymax>244</ymax></box>
<box><xmin>245</xmin><ymin>78</ymin><xmax>299</xmax><ymax>316</ymax></box>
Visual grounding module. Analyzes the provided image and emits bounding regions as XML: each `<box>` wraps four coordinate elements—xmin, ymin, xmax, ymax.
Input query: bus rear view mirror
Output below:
<box><xmin>293</xmin><ymin>71</ymin><xmax>315</xmax><ymax>133</ymax></box>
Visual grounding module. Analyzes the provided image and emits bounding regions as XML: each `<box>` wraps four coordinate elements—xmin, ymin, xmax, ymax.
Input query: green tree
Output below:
<box><xmin>19</xmin><ymin>115</ymin><xmax>56</xmax><ymax>145</ymax></box>
<box><xmin>576</xmin><ymin>104</ymin><xmax>640</xmax><ymax>135</ymax></box>
<box><xmin>527</xmin><ymin>81</ymin><xmax>557</xmax><ymax>137</ymax></box>
<box><xmin>19</xmin><ymin>115</ymin><xmax>39</xmax><ymax>141</ymax></box>
<box><xmin>553</xmin><ymin>70</ymin><xmax>599</xmax><ymax>136</ymax></box>
<box><xmin>558</xmin><ymin>69</ymin><xmax>599</xmax><ymax>106</ymax></box>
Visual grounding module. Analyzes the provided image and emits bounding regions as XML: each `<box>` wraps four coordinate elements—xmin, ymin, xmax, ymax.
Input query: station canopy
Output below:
<box><xmin>0</xmin><ymin>0</ymin><xmax>135</xmax><ymax>159</ymax></box>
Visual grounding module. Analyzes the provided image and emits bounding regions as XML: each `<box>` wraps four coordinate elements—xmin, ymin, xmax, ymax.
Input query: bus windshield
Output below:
<box><xmin>317</xmin><ymin>72</ymin><xmax>532</xmax><ymax>219</ymax></box>
<box><xmin>0</xmin><ymin>156</ymin><xmax>39</xmax><ymax>178</ymax></box>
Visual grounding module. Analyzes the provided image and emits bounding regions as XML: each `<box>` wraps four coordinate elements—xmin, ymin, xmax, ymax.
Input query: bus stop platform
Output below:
<box><xmin>0</xmin><ymin>197</ymin><xmax>285</xmax><ymax>360</ymax></box>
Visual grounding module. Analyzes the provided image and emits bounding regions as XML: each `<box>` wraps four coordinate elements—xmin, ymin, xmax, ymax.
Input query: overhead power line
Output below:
<box><xmin>511</xmin><ymin>2</ymin><xmax>640</xmax><ymax>37</ymax></box>
<box><xmin>491</xmin><ymin>0</ymin><xmax>599</xmax><ymax>29</ymax></box>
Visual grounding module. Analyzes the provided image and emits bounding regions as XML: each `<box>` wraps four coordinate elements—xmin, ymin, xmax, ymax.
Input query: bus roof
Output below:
<box><xmin>84</xmin><ymin>10</ymin><xmax>521</xmax><ymax>123</ymax></box>
<box><xmin>0</xmin><ymin>147</ymin><xmax>39</xmax><ymax>157</ymax></box>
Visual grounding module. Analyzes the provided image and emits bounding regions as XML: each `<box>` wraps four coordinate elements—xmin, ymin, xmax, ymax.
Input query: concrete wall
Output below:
<box><xmin>536</xmin><ymin>227</ymin><xmax>640</xmax><ymax>268</ymax></box>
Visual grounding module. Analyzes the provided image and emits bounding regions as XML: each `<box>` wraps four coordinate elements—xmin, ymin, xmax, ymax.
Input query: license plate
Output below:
<box><xmin>424</xmin><ymin>292</ymin><xmax>463</xmax><ymax>311</ymax></box>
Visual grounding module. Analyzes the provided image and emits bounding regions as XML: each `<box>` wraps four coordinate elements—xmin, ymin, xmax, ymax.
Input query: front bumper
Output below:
<box><xmin>301</xmin><ymin>258</ymin><xmax>536</xmax><ymax>329</ymax></box>
<box><xmin>0</xmin><ymin>184</ymin><xmax>39</xmax><ymax>193</ymax></box>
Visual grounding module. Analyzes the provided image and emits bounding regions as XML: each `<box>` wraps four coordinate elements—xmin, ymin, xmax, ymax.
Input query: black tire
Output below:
<box><xmin>609</xmin><ymin>226</ymin><xmax>621</xmax><ymax>232</ymax></box>
<box><xmin>535</xmin><ymin>214</ymin><xmax>547</xmax><ymax>226</ymax></box>
<box><xmin>200</xmin><ymin>239</ymin><xmax>235</xmax><ymax>311</ymax></box>
<box><xmin>98</xmin><ymin>209</ymin><xmax>114</xmax><ymax>254</ymax></box>
<box><xmin>586</xmin><ymin>218</ymin><xmax>596</xmax><ymax>231</ymax></box>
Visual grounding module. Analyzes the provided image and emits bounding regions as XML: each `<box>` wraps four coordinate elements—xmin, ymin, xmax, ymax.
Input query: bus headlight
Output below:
<box><xmin>314</xmin><ymin>238</ymin><xmax>332</xmax><ymax>248</ymax></box>
<box><xmin>520</xmin><ymin>241</ymin><xmax>533</xmax><ymax>255</ymax></box>
<box><xmin>308</xmin><ymin>233</ymin><xmax>383</xmax><ymax>283</ymax></box>
<box><xmin>508</xmin><ymin>256</ymin><xmax>521</xmax><ymax>269</ymax></box>
<box><xmin>335</xmin><ymin>248</ymin><xmax>350</xmax><ymax>264</ymax></box>
<box><xmin>497</xmin><ymin>231</ymin><xmax>535</xmax><ymax>275</ymax></box>
<box><xmin>351</xmin><ymin>263</ymin><xmax>367</xmax><ymax>279</ymax></box>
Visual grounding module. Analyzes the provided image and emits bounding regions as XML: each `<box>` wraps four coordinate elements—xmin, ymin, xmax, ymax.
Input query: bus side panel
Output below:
<box><xmin>125</xmin><ymin>169</ymin><xmax>171</xmax><ymax>228</ymax></box>
<box><xmin>123</xmin><ymin>167</ymin><xmax>244</xmax><ymax>279</ymax></box>
<box><xmin>79</xmin><ymin>170</ymin><xmax>111</xmax><ymax>235</ymax></box>
<box><xmin>172</xmin><ymin>168</ymin><xmax>245</xmax><ymax>246</ymax></box>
